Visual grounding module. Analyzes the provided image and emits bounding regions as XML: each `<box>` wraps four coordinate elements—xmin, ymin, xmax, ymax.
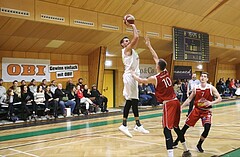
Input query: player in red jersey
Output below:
<box><xmin>172</xmin><ymin>72</ymin><xmax>222</xmax><ymax>153</ymax></box>
<box><xmin>132</xmin><ymin>37</ymin><xmax>191</xmax><ymax>157</ymax></box>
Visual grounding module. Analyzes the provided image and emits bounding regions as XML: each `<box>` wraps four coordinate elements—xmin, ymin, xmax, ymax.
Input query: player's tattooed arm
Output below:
<box><xmin>181</xmin><ymin>88</ymin><xmax>196</xmax><ymax>109</ymax></box>
<box><xmin>209</xmin><ymin>86</ymin><xmax>222</xmax><ymax>106</ymax></box>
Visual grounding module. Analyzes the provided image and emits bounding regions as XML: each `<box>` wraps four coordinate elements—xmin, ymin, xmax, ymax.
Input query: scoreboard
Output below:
<box><xmin>173</xmin><ymin>27</ymin><xmax>209</xmax><ymax>62</ymax></box>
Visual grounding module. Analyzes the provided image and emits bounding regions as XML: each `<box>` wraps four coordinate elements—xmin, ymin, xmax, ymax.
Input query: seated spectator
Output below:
<box><xmin>0</xmin><ymin>78</ymin><xmax>6</xmax><ymax>104</ymax></box>
<box><xmin>216</xmin><ymin>78</ymin><xmax>225</xmax><ymax>95</ymax></box>
<box><xmin>45</xmin><ymin>85</ymin><xmax>58</xmax><ymax>118</ymax></box>
<box><xmin>77</xmin><ymin>78</ymin><xmax>85</xmax><ymax>91</ymax></box>
<box><xmin>28</xmin><ymin>79</ymin><xmax>37</xmax><ymax>95</ymax></box>
<box><xmin>146</xmin><ymin>83</ymin><xmax>158</xmax><ymax>106</ymax></box>
<box><xmin>20</xmin><ymin>80</ymin><xmax>26</xmax><ymax>90</ymax></box>
<box><xmin>21</xmin><ymin>85</ymin><xmax>35</xmax><ymax>120</ymax></box>
<box><xmin>36</xmin><ymin>85</ymin><xmax>49</xmax><ymax>113</ymax></box>
<box><xmin>83</xmin><ymin>85</ymin><xmax>96</xmax><ymax>100</ymax></box>
<box><xmin>66</xmin><ymin>79</ymin><xmax>75</xmax><ymax>93</ymax></box>
<box><xmin>40</xmin><ymin>79</ymin><xmax>47</xmax><ymax>91</ymax></box>
<box><xmin>91</xmin><ymin>84</ymin><xmax>108</xmax><ymax>112</ymax></box>
<box><xmin>138</xmin><ymin>83</ymin><xmax>152</xmax><ymax>105</ymax></box>
<box><xmin>76</xmin><ymin>84</ymin><xmax>94</xmax><ymax>115</ymax></box>
<box><xmin>229</xmin><ymin>78</ymin><xmax>237</xmax><ymax>97</ymax></box>
<box><xmin>55</xmin><ymin>83</ymin><xmax>76</xmax><ymax>116</ymax></box>
<box><xmin>174</xmin><ymin>80</ymin><xmax>183</xmax><ymax>102</ymax></box>
<box><xmin>5</xmin><ymin>88</ymin><xmax>19</xmax><ymax>122</ymax></box>
<box><xmin>10</xmin><ymin>80</ymin><xmax>21</xmax><ymax>103</ymax></box>
<box><xmin>50</xmin><ymin>80</ymin><xmax>57</xmax><ymax>94</ymax></box>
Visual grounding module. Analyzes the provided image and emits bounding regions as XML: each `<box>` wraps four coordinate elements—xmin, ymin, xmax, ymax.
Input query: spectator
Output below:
<box><xmin>50</xmin><ymin>80</ymin><xmax>57</xmax><ymax>94</ymax></box>
<box><xmin>45</xmin><ymin>85</ymin><xmax>58</xmax><ymax>118</ymax></box>
<box><xmin>40</xmin><ymin>79</ymin><xmax>47</xmax><ymax>90</ymax></box>
<box><xmin>66</xmin><ymin>79</ymin><xmax>75</xmax><ymax>92</ymax></box>
<box><xmin>55</xmin><ymin>83</ymin><xmax>76</xmax><ymax>116</ymax></box>
<box><xmin>77</xmin><ymin>78</ymin><xmax>85</xmax><ymax>91</ymax></box>
<box><xmin>187</xmin><ymin>73</ymin><xmax>200</xmax><ymax>116</ymax></box>
<box><xmin>229</xmin><ymin>78</ymin><xmax>236</xmax><ymax>97</ymax></box>
<box><xmin>138</xmin><ymin>83</ymin><xmax>152</xmax><ymax>105</ymax></box>
<box><xmin>91</xmin><ymin>84</ymin><xmax>108</xmax><ymax>112</ymax></box>
<box><xmin>21</xmin><ymin>85</ymin><xmax>34</xmax><ymax>120</ymax></box>
<box><xmin>76</xmin><ymin>84</ymin><xmax>94</xmax><ymax>115</ymax></box>
<box><xmin>10</xmin><ymin>80</ymin><xmax>21</xmax><ymax>103</ymax></box>
<box><xmin>0</xmin><ymin>78</ymin><xmax>6</xmax><ymax>104</ymax></box>
<box><xmin>146</xmin><ymin>83</ymin><xmax>158</xmax><ymax>106</ymax></box>
<box><xmin>20</xmin><ymin>80</ymin><xmax>26</xmax><ymax>89</ymax></box>
<box><xmin>28</xmin><ymin>79</ymin><xmax>37</xmax><ymax>95</ymax></box>
<box><xmin>180</xmin><ymin>79</ymin><xmax>188</xmax><ymax>102</ymax></box>
<box><xmin>36</xmin><ymin>85</ymin><xmax>49</xmax><ymax>113</ymax></box>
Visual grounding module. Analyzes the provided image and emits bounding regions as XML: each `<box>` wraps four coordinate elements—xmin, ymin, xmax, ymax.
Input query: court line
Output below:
<box><xmin>8</xmin><ymin>148</ymin><xmax>39</xmax><ymax>157</ymax></box>
<box><xmin>1</xmin><ymin>101</ymin><xmax>238</xmax><ymax>142</ymax></box>
<box><xmin>5</xmin><ymin>136</ymin><xmax>103</xmax><ymax>157</ymax></box>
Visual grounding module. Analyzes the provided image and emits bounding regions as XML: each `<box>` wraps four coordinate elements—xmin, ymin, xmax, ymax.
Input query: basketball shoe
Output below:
<box><xmin>196</xmin><ymin>144</ymin><xmax>204</xmax><ymax>153</ymax></box>
<box><xmin>133</xmin><ymin>125</ymin><xmax>150</xmax><ymax>134</ymax></box>
<box><xmin>119</xmin><ymin>125</ymin><xmax>132</xmax><ymax>138</ymax></box>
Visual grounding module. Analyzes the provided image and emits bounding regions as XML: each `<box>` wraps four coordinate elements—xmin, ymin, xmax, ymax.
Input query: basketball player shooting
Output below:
<box><xmin>118</xmin><ymin>14</ymin><xmax>149</xmax><ymax>138</ymax></box>
<box><xmin>132</xmin><ymin>37</ymin><xmax>191</xmax><ymax>157</ymax></box>
<box><xmin>173</xmin><ymin>72</ymin><xmax>222</xmax><ymax>153</ymax></box>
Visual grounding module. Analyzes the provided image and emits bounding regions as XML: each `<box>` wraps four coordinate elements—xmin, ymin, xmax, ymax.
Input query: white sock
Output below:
<box><xmin>167</xmin><ymin>149</ymin><xmax>174</xmax><ymax>157</ymax></box>
<box><xmin>182</xmin><ymin>142</ymin><xmax>188</xmax><ymax>151</ymax></box>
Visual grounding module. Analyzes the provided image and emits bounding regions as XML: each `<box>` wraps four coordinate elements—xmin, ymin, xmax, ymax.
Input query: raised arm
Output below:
<box><xmin>124</xmin><ymin>24</ymin><xmax>139</xmax><ymax>55</ymax></box>
<box><xmin>145</xmin><ymin>37</ymin><xmax>159</xmax><ymax>64</ymax></box>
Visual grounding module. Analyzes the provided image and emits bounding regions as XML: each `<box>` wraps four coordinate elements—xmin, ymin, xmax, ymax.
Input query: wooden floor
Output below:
<box><xmin>0</xmin><ymin>99</ymin><xmax>239</xmax><ymax>157</ymax></box>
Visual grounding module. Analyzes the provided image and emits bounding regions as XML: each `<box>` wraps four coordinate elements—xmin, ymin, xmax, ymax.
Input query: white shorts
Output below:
<box><xmin>123</xmin><ymin>73</ymin><xmax>139</xmax><ymax>100</ymax></box>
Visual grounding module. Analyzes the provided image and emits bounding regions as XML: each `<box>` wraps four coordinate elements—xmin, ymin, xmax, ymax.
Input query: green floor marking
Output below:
<box><xmin>221</xmin><ymin>148</ymin><xmax>240</xmax><ymax>157</ymax></box>
<box><xmin>0</xmin><ymin>101</ymin><xmax>238</xmax><ymax>142</ymax></box>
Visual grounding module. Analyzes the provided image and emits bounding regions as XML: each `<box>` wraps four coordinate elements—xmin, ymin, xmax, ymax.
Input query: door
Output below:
<box><xmin>102</xmin><ymin>70</ymin><xmax>115</xmax><ymax>108</ymax></box>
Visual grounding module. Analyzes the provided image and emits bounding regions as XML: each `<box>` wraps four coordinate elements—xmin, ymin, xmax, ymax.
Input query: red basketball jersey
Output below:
<box><xmin>194</xmin><ymin>84</ymin><xmax>213</xmax><ymax>109</ymax></box>
<box><xmin>155</xmin><ymin>70</ymin><xmax>176</xmax><ymax>102</ymax></box>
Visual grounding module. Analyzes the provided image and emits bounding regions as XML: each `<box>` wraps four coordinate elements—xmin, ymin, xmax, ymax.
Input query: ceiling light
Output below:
<box><xmin>105</xmin><ymin>60</ymin><xmax>112</xmax><ymax>67</ymax></box>
<box><xmin>228</xmin><ymin>58</ymin><xmax>237</xmax><ymax>62</ymax></box>
<box><xmin>46</xmin><ymin>40</ymin><xmax>65</xmax><ymax>48</ymax></box>
<box><xmin>197</xmin><ymin>64</ymin><xmax>203</xmax><ymax>70</ymax></box>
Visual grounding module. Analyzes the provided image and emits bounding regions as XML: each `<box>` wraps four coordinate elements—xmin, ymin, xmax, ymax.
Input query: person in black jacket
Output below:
<box><xmin>91</xmin><ymin>84</ymin><xmax>108</xmax><ymax>112</ymax></box>
<box><xmin>55</xmin><ymin>83</ymin><xmax>76</xmax><ymax>116</ymax></box>
<box><xmin>45</xmin><ymin>85</ymin><xmax>58</xmax><ymax>118</ymax></box>
<box><xmin>21</xmin><ymin>85</ymin><xmax>35</xmax><ymax>120</ymax></box>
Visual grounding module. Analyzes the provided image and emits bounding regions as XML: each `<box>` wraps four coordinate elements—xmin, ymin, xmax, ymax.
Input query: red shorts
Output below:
<box><xmin>162</xmin><ymin>99</ymin><xmax>181</xmax><ymax>129</ymax></box>
<box><xmin>186</xmin><ymin>107</ymin><xmax>212</xmax><ymax>127</ymax></box>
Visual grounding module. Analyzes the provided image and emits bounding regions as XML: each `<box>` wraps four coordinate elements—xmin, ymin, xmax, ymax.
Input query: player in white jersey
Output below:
<box><xmin>118</xmin><ymin>21</ymin><xmax>149</xmax><ymax>138</ymax></box>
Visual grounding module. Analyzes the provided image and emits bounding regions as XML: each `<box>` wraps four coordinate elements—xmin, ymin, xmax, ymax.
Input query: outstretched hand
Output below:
<box><xmin>144</xmin><ymin>36</ymin><xmax>151</xmax><ymax>47</ymax></box>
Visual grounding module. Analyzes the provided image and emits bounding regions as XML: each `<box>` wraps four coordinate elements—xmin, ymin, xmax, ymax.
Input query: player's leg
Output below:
<box><xmin>173</xmin><ymin>108</ymin><xmax>200</xmax><ymax>147</ymax></box>
<box><xmin>123</xmin><ymin>100</ymin><xmax>132</xmax><ymax>126</ymax></box>
<box><xmin>132</xmin><ymin>98</ymin><xmax>149</xmax><ymax>133</ymax></box>
<box><xmin>173</xmin><ymin>125</ymin><xmax>189</xmax><ymax>147</ymax></box>
<box><xmin>196</xmin><ymin>123</ymin><xmax>211</xmax><ymax>153</ymax></box>
<box><xmin>119</xmin><ymin>100</ymin><xmax>133</xmax><ymax>137</ymax></box>
<box><xmin>164</xmin><ymin>127</ymin><xmax>174</xmax><ymax>157</ymax></box>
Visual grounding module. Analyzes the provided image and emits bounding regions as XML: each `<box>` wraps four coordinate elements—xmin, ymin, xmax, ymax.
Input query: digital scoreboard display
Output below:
<box><xmin>173</xmin><ymin>27</ymin><xmax>209</xmax><ymax>62</ymax></box>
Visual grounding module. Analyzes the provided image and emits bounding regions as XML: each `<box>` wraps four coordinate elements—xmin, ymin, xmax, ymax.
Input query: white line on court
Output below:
<box><xmin>8</xmin><ymin>148</ymin><xmax>39</xmax><ymax>157</ymax></box>
<box><xmin>5</xmin><ymin>136</ymin><xmax>102</xmax><ymax>156</ymax></box>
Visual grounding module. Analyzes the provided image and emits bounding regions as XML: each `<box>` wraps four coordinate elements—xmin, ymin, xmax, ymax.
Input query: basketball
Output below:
<box><xmin>123</xmin><ymin>14</ymin><xmax>135</xmax><ymax>25</ymax></box>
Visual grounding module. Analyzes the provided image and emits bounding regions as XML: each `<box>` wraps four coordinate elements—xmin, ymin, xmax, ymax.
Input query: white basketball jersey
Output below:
<box><xmin>122</xmin><ymin>48</ymin><xmax>140</xmax><ymax>75</ymax></box>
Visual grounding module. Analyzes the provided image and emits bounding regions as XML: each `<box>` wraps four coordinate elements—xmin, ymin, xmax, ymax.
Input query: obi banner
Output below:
<box><xmin>139</xmin><ymin>64</ymin><xmax>157</xmax><ymax>78</ymax></box>
<box><xmin>2</xmin><ymin>57</ymin><xmax>50</xmax><ymax>82</ymax></box>
<box><xmin>173</xmin><ymin>66</ymin><xmax>192</xmax><ymax>80</ymax></box>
